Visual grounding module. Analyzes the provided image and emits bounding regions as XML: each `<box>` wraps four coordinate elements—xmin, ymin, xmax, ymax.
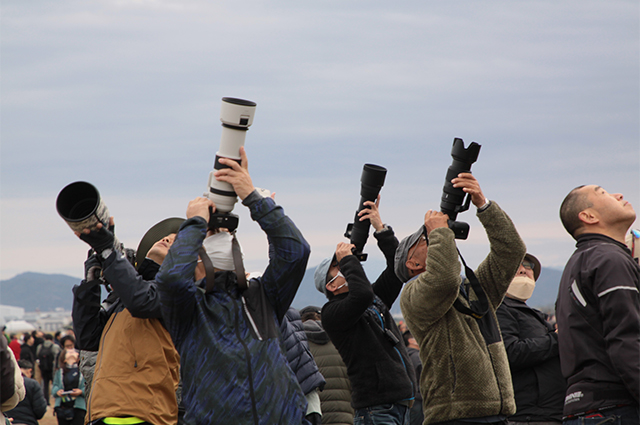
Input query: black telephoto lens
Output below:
<box><xmin>346</xmin><ymin>164</ymin><xmax>387</xmax><ymax>261</ymax></box>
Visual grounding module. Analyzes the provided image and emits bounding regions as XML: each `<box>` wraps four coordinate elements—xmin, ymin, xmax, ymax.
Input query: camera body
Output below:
<box><xmin>440</xmin><ymin>138</ymin><xmax>481</xmax><ymax>240</ymax></box>
<box><xmin>204</xmin><ymin>97</ymin><xmax>257</xmax><ymax>231</ymax></box>
<box><xmin>344</xmin><ymin>164</ymin><xmax>387</xmax><ymax>261</ymax></box>
<box><xmin>56</xmin><ymin>181</ymin><xmax>121</xmax><ymax>250</ymax></box>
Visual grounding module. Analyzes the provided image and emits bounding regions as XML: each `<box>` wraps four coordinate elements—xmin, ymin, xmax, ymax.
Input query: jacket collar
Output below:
<box><xmin>576</xmin><ymin>233</ymin><xmax>630</xmax><ymax>253</ymax></box>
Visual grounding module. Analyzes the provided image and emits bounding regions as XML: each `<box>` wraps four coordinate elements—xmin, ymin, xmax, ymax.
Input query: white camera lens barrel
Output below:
<box><xmin>220</xmin><ymin>97</ymin><xmax>256</xmax><ymax>130</ymax></box>
<box><xmin>205</xmin><ymin>97</ymin><xmax>257</xmax><ymax>213</ymax></box>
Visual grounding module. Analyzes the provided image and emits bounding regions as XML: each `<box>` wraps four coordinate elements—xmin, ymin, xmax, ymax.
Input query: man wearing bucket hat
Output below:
<box><xmin>396</xmin><ymin>173</ymin><xmax>526</xmax><ymax>425</ymax></box>
<box><xmin>155</xmin><ymin>147</ymin><xmax>311</xmax><ymax>425</ymax></box>
<box><xmin>71</xmin><ymin>217</ymin><xmax>183</xmax><ymax>425</ymax></box>
<box><xmin>313</xmin><ymin>197</ymin><xmax>416</xmax><ymax>425</ymax></box>
<box><xmin>496</xmin><ymin>253</ymin><xmax>566</xmax><ymax>424</ymax></box>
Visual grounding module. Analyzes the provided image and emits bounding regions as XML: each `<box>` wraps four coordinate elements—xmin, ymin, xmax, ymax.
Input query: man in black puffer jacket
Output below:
<box><xmin>496</xmin><ymin>253</ymin><xmax>565</xmax><ymax>424</ymax></box>
<box><xmin>280</xmin><ymin>307</ymin><xmax>326</xmax><ymax>425</ymax></box>
<box><xmin>301</xmin><ymin>307</ymin><xmax>354</xmax><ymax>425</ymax></box>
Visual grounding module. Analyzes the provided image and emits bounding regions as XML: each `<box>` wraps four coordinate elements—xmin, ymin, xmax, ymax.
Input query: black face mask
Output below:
<box><xmin>137</xmin><ymin>258</ymin><xmax>161</xmax><ymax>280</ymax></box>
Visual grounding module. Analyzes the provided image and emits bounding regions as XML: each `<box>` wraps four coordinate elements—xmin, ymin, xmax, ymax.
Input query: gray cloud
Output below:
<box><xmin>1</xmin><ymin>0</ymin><xmax>637</xmax><ymax>279</ymax></box>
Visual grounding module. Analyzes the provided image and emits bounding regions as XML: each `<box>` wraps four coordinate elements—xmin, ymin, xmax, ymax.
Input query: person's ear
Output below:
<box><xmin>325</xmin><ymin>281</ymin><xmax>335</xmax><ymax>294</ymax></box>
<box><xmin>406</xmin><ymin>259</ymin><xmax>421</xmax><ymax>272</ymax></box>
<box><xmin>578</xmin><ymin>208</ymin><xmax>599</xmax><ymax>225</ymax></box>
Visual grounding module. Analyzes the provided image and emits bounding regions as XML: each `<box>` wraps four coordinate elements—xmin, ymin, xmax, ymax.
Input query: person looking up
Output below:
<box><xmin>496</xmin><ymin>253</ymin><xmax>565</xmax><ymax>424</ymax></box>
<box><xmin>397</xmin><ymin>173</ymin><xmax>526</xmax><ymax>425</ymax></box>
<box><xmin>72</xmin><ymin>213</ymin><xmax>183</xmax><ymax>425</ymax></box>
<box><xmin>155</xmin><ymin>147</ymin><xmax>311</xmax><ymax>425</ymax></box>
<box><xmin>315</xmin><ymin>195</ymin><xmax>416</xmax><ymax>425</ymax></box>
<box><xmin>557</xmin><ymin>185</ymin><xmax>639</xmax><ymax>424</ymax></box>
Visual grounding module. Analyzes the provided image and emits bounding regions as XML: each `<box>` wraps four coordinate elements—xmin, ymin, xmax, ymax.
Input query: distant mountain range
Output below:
<box><xmin>1</xmin><ymin>272</ymin><xmax>80</xmax><ymax>312</ymax></box>
<box><xmin>1</xmin><ymin>265</ymin><xmax>563</xmax><ymax>314</ymax></box>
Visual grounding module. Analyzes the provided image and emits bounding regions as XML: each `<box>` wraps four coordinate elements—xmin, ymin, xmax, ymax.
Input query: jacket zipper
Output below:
<box><xmin>87</xmin><ymin>309</ymin><xmax>119</xmax><ymax>421</ymax></box>
<box><xmin>233</xmin><ymin>297</ymin><xmax>259</xmax><ymax>425</ymax></box>
<box><xmin>241</xmin><ymin>296</ymin><xmax>262</xmax><ymax>341</ymax></box>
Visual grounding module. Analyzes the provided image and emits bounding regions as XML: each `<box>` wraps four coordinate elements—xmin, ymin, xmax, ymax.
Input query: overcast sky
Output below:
<box><xmin>1</xmin><ymin>0</ymin><xmax>638</xmax><ymax>283</ymax></box>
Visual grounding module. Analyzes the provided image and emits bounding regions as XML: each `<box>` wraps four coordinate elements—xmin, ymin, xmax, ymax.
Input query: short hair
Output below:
<box><xmin>560</xmin><ymin>185</ymin><xmax>592</xmax><ymax>239</ymax></box>
<box><xmin>44</xmin><ymin>333</ymin><xmax>54</xmax><ymax>341</ymax></box>
<box><xmin>18</xmin><ymin>359</ymin><xmax>33</xmax><ymax>370</ymax></box>
<box><xmin>60</xmin><ymin>335</ymin><xmax>76</xmax><ymax>348</ymax></box>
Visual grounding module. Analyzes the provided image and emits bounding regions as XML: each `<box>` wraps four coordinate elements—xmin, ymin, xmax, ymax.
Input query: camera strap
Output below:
<box><xmin>231</xmin><ymin>233</ymin><xmax>248</xmax><ymax>291</ymax></box>
<box><xmin>198</xmin><ymin>233</ymin><xmax>247</xmax><ymax>293</ymax></box>
<box><xmin>452</xmin><ymin>248</ymin><xmax>490</xmax><ymax>319</ymax></box>
<box><xmin>198</xmin><ymin>247</ymin><xmax>218</xmax><ymax>293</ymax></box>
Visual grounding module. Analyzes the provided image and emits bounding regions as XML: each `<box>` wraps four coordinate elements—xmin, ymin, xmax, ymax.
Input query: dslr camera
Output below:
<box><xmin>440</xmin><ymin>138</ymin><xmax>481</xmax><ymax>240</ymax></box>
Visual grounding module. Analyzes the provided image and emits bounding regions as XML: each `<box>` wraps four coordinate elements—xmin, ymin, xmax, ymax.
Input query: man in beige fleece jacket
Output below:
<box><xmin>396</xmin><ymin>173</ymin><xmax>526</xmax><ymax>425</ymax></box>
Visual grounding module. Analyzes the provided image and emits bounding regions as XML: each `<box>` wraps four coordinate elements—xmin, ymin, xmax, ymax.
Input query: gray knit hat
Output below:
<box><xmin>394</xmin><ymin>226</ymin><xmax>427</xmax><ymax>283</ymax></box>
<box><xmin>314</xmin><ymin>257</ymin><xmax>333</xmax><ymax>295</ymax></box>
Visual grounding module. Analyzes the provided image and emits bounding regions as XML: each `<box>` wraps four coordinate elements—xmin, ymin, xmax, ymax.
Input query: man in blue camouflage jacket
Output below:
<box><xmin>156</xmin><ymin>147</ymin><xmax>311</xmax><ymax>425</ymax></box>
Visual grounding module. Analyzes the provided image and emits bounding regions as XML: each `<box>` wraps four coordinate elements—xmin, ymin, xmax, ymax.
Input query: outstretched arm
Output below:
<box><xmin>72</xmin><ymin>254</ymin><xmax>109</xmax><ymax>351</ymax></box>
<box><xmin>244</xmin><ymin>191</ymin><xmax>310</xmax><ymax>322</ymax></box>
<box><xmin>400</xmin><ymin>223</ymin><xmax>462</xmax><ymax>332</ymax></box>
<box><xmin>155</xmin><ymin>198</ymin><xmax>211</xmax><ymax>345</ymax></box>
<box><xmin>366</xmin><ymin>196</ymin><xmax>403</xmax><ymax>308</ymax></box>
<box><xmin>452</xmin><ymin>173</ymin><xmax>525</xmax><ymax>308</ymax></box>
<box><xmin>216</xmin><ymin>147</ymin><xmax>310</xmax><ymax>321</ymax></box>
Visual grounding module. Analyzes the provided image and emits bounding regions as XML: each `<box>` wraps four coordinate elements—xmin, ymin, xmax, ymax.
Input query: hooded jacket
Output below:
<box><xmin>400</xmin><ymin>201</ymin><xmax>526</xmax><ymax>424</ymax></box>
<box><xmin>156</xmin><ymin>190</ymin><xmax>311</xmax><ymax>425</ymax></box>
<box><xmin>303</xmin><ymin>319</ymin><xmax>354</xmax><ymax>425</ymax></box>
<box><xmin>72</xmin><ymin>254</ymin><xmax>180</xmax><ymax>425</ymax></box>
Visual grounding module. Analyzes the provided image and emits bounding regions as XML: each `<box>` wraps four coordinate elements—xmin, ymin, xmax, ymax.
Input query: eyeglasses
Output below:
<box><xmin>408</xmin><ymin>235</ymin><xmax>427</xmax><ymax>265</ymax></box>
<box><xmin>521</xmin><ymin>261</ymin><xmax>535</xmax><ymax>270</ymax></box>
<box><xmin>327</xmin><ymin>271</ymin><xmax>345</xmax><ymax>286</ymax></box>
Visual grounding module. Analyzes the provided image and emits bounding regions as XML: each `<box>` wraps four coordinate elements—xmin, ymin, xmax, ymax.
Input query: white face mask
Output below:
<box><xmin>327</xmin><ymin>271</ymin><xmax>348</xmax><ymax>291</ymax></box>
<box><xmin>202</xmin><ymin>232</ymin><xmax>236</xmax><ymax>271</ymax></box>
<box><xmin>507</xmin><ymin>276</ymin><xmax>536</xmax><ymax>301</ymax></box>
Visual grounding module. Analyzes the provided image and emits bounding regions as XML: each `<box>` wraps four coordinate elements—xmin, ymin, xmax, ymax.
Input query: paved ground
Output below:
<box><xmin>39</xmin><ymin>404</ymin><xmax>59</xmax><ymax>425</ymax></box>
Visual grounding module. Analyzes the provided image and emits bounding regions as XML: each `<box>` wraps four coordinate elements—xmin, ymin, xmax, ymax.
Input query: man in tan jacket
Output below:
<box><xmin>396</xmin><ymin>173</ymin><xmax>526</xmax><ymax>425</ymax></box>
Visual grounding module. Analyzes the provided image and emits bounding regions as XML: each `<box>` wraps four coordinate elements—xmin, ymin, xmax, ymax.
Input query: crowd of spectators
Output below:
<box><xmin>2</xmin><ymin>157</ymin><xmax>637</xmax><ymax>425</ymax></box>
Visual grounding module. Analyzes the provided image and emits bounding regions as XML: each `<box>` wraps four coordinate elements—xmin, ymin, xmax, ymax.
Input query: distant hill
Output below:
<box><xmin>526</xmin><ymin>267</ymin><xmax>563</xmax><ymax>311</ymax></box>
<box><xmin>1</xmin><ymin>272</ymin><xmax>80</xmax><ymax>311</ymax></box>
<box><xmin>1</xmin><ymin>265</ymin><xmax>563</xmax><ymax>314</ymax></box>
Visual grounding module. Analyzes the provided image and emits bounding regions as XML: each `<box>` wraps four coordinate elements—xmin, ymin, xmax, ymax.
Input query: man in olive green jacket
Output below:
<box><xmin>396</xmin><ymin>173</ymin><xmax>526</xmax><ymax>425</ymax></box>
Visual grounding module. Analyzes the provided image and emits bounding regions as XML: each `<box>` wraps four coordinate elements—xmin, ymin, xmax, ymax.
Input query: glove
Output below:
<box><xmin>84</xmin><ymin>253</ymin><xmax>102</xmax><ymax>281</ymax></box>
<box><xmin>79</xmin><ymin>225</ymin><xmax>115</xmax><ymax>257</ymax></box>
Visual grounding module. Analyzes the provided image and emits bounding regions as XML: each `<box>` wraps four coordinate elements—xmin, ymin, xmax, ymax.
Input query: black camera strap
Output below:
<box><xmin>232</xmin><ymin>233</ymin><xmax>248</xmax><ymax>291</ymax></box>
<box><xmin>452</xmin><ymin>248</ymin><xmax>490</xmax><ymax>319</ymax></box>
